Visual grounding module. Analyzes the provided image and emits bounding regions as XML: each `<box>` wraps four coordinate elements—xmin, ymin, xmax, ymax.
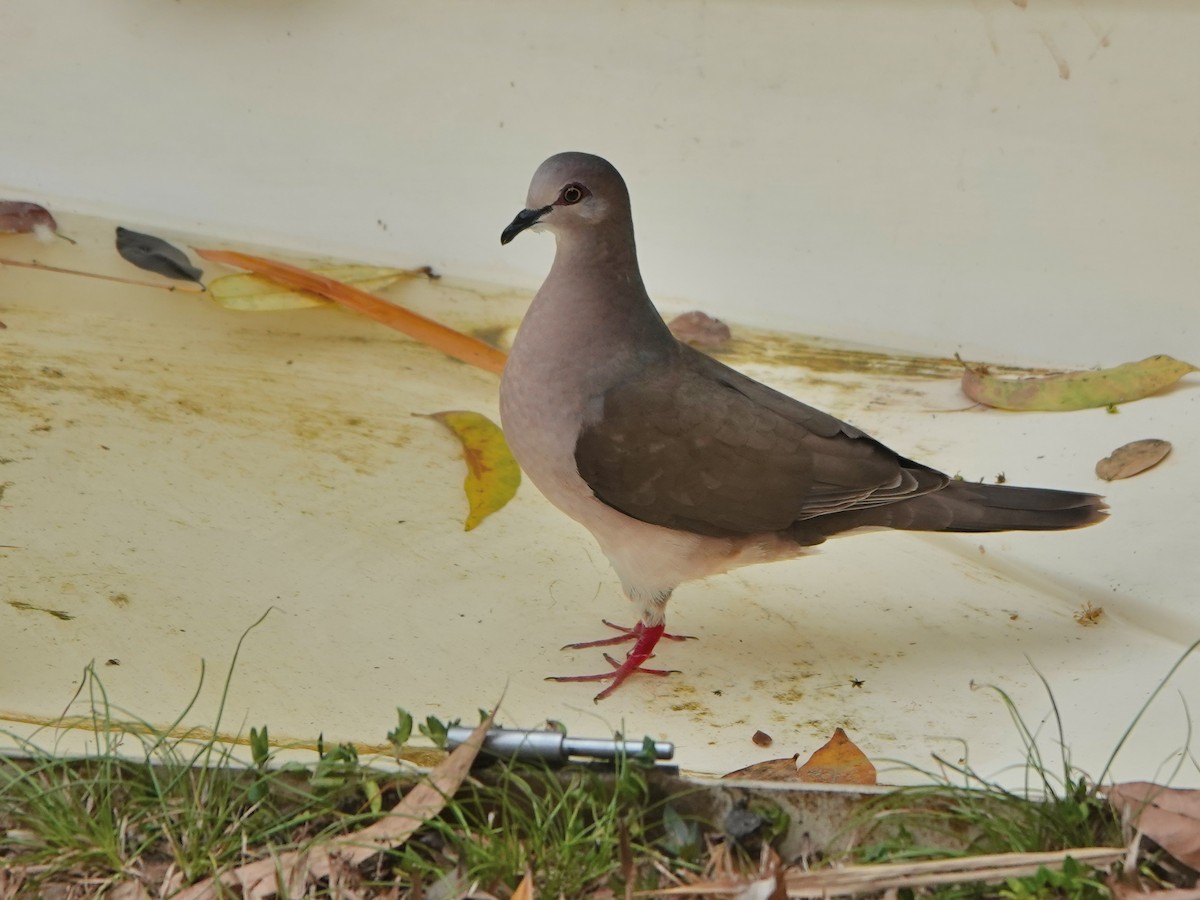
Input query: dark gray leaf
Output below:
<box><xmin>115</xmin><ymin>226</ymin><xmax>203</xmax><ymax>285</ymax></box>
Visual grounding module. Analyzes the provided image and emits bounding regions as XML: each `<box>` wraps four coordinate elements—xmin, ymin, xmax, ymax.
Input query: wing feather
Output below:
<box><xmin>574</xmin><ymin>345</ymin><xmax>947</xmax><ymax>537</ymax></box>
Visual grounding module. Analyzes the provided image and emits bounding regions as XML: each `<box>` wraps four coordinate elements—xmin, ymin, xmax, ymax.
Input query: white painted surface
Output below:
<box><xmin>2</xmin><ymin>0</ymin><xmax>1198</xmax><ymax>364</ymax></box>
<box><xmin>2</xmin><ymin>0</ymin><xmax>1198</xmax><ymax>784</ymax></box>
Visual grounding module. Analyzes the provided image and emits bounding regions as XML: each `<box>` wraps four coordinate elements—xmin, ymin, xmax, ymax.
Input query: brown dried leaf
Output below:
<box><xmin>1106</xmin><ymin>782</ymin><xmax>1200</xmax><ymax>870</ymax></box>
<box><xmin>722</xmin><ymin>754</ymin><xmax>802</xmax><ymax>782</ymax></box>
<box><xmin>108</xmin><ymin>881</ymin><xmax>153</xmax><ymax>900</ymax></box>
<box><xmin>1096</xmin><ymin>439</ymin><xmax>1172</xmax><ymax>481</ymax></box>
<box><xmin>797</xmin><ymin>727</ymin><xmax>877</xmax><ymax>785</ymax></box>
<box><xmin>511</xmin><ymin>870</ymin><xmax>536</xmax><ymax>900</ymax></box>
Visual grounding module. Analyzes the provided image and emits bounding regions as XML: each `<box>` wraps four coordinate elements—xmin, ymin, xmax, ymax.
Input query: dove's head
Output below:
<box><xmin>501</xmin><ymin>152</ymin><xmax>632</xmax><ymax>246</ymax></box>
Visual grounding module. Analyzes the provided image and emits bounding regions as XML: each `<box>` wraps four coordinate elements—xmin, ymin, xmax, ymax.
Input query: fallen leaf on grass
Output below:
<box><xmin>796</xmin><ymin>727</ymin><xmax>877</xmax><ymax>785</ymax></box>
<box><xmin>195</xmin><ymin>248</ymin><xmax>508</xmax><ymax>374</ymax></box>
<box><xmin>960</xmin><ymin>355</ymin><xmax>1197</xmax><ymax>411</ymax></box>
<box><xmin>208</xmin><ymin>263</ymin><xmax>421</xmax><ymax>311</ymax></box>
<box><xmin>0</xmin><ymin>200</ymin><xmax>65</xmax><ymax>242</ymax></box>
<box><xmin>105</xmin><ymin>881</ymin><xmax>152</xmax><ymax>900</ymax></box>
<box><xmin>116</xmin><ymin>226</ymin><xmax>205</xmax><ymax>286</ymax></box>
<box><xmin>1096</xmin><ymin>439</ymin><xmax>1172</xmax><ymax>481</ymax></box>
<box><xmin>173</xmin><ymin>707</ymin><xmax>497</xmax><ymax>900</ymax></box>
<box><xmin>426</xmin><ymin>410</ymin><xmax>521</xmax><ymax>531</ymax></box>
<box><xmin>511</xmin><ymin>870</ymin><xmax>536</xmax><ymax>899</ymax></box>
<box><xmin>1106</xmin><ymin>782</ymin><xmax>1200</xmax><ymax>870</ymax></box>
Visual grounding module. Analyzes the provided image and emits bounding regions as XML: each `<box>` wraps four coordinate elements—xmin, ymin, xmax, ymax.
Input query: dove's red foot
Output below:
<box><xmin>549</xmin><ymin>621</ymin><xmax>692</xmax><ymax>702</ymax></box>
<box><xmin>561</xmin><ymin>619</ymin><xmax>697</xmax><ymax>651</ymax></box>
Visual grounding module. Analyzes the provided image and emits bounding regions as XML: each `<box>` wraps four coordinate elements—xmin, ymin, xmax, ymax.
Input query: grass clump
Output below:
<box><xmin>3</xmin><ymin>622</ymin><xmax>1196</xmax><ymax>897</ymax></box>
<box><xmin>396</xmin><ymin>754</ymin><xmax>669</xmax><ymax>896</ymax></box>
<box><xmin>0</xmin><ymin>614</ymin><xmax>702</xmax><ymax>897</ymax></box>
<box><xmin>847</xmin><ymin>643</ymin><xmax>1200</xmax><ymax>898</ymax></box>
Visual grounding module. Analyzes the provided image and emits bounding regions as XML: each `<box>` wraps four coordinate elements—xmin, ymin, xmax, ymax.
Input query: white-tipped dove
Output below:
<box><xmin>499</xmin><ymin>151</ymin><xmax>1106</xmax><ymax>701</ymax></box>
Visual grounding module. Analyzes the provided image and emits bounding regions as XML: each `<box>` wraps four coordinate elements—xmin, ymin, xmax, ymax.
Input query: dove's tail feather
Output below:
<box><xmin>893</xmin><ymin>481</ymin><xmax>1109</xmax><ymax>532</ymax></box>
<box><xmin>790</xmin><ymin>482</ymin><xmax>1107</xmax><ymax>545</ymax></box>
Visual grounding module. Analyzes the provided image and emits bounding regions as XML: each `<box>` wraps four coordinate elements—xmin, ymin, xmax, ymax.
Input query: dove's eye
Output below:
<box><xmin>558</xmin><ymin>184</ymin><xmax>588</xmax><ymax>205</ymax></box>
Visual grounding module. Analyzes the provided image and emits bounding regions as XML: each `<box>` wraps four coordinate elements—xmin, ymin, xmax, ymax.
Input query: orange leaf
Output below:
<box><xmin>796</xmin><ymin>727</ymin><xmax>877</xmax><ymax>785</ymax></box>
<box><xmin>195</xmin><ymin>248</ymin><xmax>507</xmax><ymax>374</ymax></box>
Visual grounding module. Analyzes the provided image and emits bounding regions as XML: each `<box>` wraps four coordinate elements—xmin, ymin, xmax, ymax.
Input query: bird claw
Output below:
<box><xmin>560</xmin><ymin>618</ymin><xmax>696</xmax><ymax>650</ymax></box>
<box><xmin>549</xmin><ymin>621</ymin><xmax>685</xmax><ymax>701</ymax></box>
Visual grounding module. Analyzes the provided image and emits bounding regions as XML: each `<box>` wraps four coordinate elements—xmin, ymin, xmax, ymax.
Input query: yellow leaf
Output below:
<box><xmin>960</xmin><ymin>354</ymin><xmax>1197</xmax><ymax>412</ymax></box>
<box><xmin>428</xmin><ymin>410</ymin><xmax>521</xmax><ymax>531</ymax></box>
<box><xmin>207</xmin><ymin>263</ymin><xmax>416</xmax><ymax>311</ymax></box>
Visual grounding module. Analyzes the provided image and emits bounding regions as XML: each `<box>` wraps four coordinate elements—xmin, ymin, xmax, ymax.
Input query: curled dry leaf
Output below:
<box><xmin>427</xmin><ymin>411</ymin><xmax>521</xmax><ymax>531</ymax></box>
<box><xmin>0</xmin><ymin>200</ymin><xmax>60</xmax><ymax>241</ymax></box>
<box><xmin>1096</xmin><ymin>438</ymin><xmax>1172</xmax><ymax>481</ymax></box>
<box><xmin>207</xmin><ymin>263</ymin><xmax>419</xmax><ymax>311</ymax></box>
<box><xmin>960</xmin><ymin>355</ymin><xmax>1197</xmax><ymax>412</ymax></box>
<box><xmin>1105</xmin><ymin>782</ymin><xmax>1200</xmax><ymax>870</ymax></box>
<box><xmin>116</xmin><ymin>227</ymin><xmax>204</xmax><ymax>285</ymax></box>
<box><xmin>668</xmin><ymin>310</ymin><xmax>733</xmax><ymax>349</ymax></box>
<box><xmin>722</xmin><ymin>754</ymin><xmax>802</xmax><ymax>782</ymax></box>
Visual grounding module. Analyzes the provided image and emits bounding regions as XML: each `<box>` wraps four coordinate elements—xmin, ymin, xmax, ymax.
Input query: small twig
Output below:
<box><xmin>0</xmin><ymin>256</ymin><xmax>204</xmax><ymax>293</ymax></box>
<box><xmin>644</xmin><ymin>847</ymin><xmax>1126</xmax><ymax>897</ymax></box>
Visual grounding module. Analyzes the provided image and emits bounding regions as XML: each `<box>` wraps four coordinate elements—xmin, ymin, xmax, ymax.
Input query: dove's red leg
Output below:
<box><xmin>549</xmin><ymin>621</ymin><xmax>695</xmax><ymax>702</ymax></box>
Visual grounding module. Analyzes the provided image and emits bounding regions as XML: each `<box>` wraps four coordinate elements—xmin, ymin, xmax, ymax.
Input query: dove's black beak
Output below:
<box><xmin>501</xmin><ymin>205</ymin><xmax>552</xmax><ymax>245</ymax></box>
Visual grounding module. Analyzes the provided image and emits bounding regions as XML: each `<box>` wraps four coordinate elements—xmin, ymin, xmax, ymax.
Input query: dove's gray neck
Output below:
<box><xmin>538</xmin><ymin>221</ymin><xmax>675</xmax><ymax>358</ymax></box>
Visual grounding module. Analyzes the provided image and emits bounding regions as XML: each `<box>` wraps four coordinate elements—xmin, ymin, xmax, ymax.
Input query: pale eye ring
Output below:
<box><xmin>559</xmin><ymin>183</ymin><xmax>588</xmax><ymax>205</ymax></box>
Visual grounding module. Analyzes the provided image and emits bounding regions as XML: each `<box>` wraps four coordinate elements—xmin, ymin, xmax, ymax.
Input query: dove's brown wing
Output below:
<box><xmin>574</xmin><ymin>344</ymin><xmax>949</xmax><ymax>538</ymax></box>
